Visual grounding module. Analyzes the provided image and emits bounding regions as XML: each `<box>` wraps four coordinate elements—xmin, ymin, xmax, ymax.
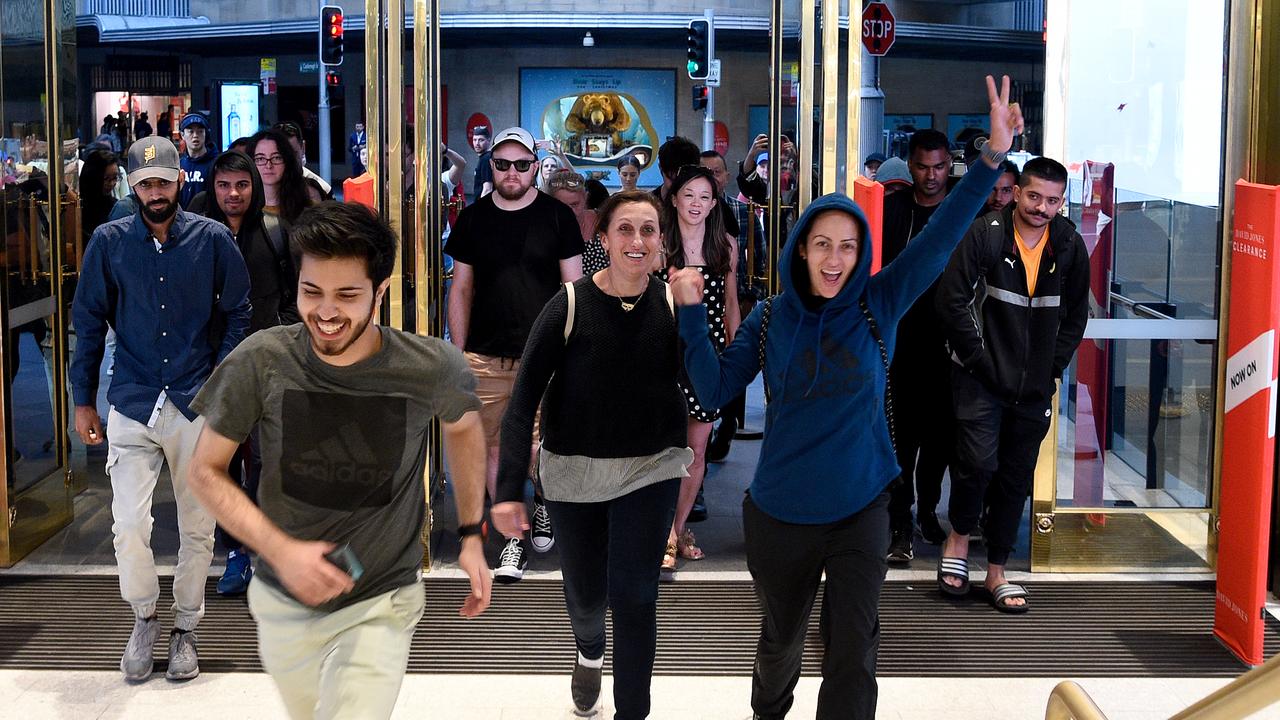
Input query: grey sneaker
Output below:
<box><xmin>571</xmin><ymin>657</ymin><xmax>603</xmax><ymax>716</ymax></box>
<box><xmin>120</xmin><ymin>615</ymin><xmax>162</xmax><ymax>682</ymax></box>
<box><xmin>165</xmin><ymin>630</ymin><xmax>199</xmax><ymax>681</ymax></box>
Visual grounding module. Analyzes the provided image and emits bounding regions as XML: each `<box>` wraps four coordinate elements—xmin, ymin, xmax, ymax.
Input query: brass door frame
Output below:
<box><xmin>0</xmin><ymin>0</ymin><xmax>76</xmax><ymax>567</ymax></box>
<box><xmin>411</xmin><ymin>0</ymin><xmax>447</xmax><ymax>567</ymax></box>
<box><xmin>369</xmin><ymin>0</ymin><xmax>447</xmax><ymax>568</ymax></box>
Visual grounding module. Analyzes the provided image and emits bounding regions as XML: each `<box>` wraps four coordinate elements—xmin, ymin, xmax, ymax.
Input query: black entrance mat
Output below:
<box><xmin>0</xmin><ymin>575</ymin><xmax>1274</xmax><ymax>677</ymax></box>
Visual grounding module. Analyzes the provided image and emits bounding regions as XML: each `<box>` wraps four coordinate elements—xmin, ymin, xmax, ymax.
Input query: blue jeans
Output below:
<box><xmin>544</xmin><ymin>478</ymin><xmax>679</xmax><ymax>720</ymax></box>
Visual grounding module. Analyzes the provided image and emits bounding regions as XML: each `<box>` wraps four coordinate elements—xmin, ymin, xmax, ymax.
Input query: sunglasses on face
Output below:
<box><xmin>491</xmin><ymin>158</ymin><xmax>535</xmax><ymax>172</ymax></box>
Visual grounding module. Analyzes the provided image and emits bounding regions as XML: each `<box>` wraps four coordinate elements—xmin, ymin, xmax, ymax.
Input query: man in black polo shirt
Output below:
<box><xmin>446</xmin><ymin>126</ymin><xmax>584</xmax><ymax>583</ymax></box>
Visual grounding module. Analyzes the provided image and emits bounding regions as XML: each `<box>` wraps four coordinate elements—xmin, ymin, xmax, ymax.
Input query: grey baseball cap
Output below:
<box><xmin>126</xmin><ymin>136</ymin><xmax>181</xmax><ymax>186</ymax></box>
<box><xmin>491</xmin><ymin>126</ymin><xmax>537</xmax><ymax>155</ymax></box>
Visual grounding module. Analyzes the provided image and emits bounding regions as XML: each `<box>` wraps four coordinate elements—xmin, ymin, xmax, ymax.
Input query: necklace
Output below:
<box><xmin>604</xmin><ymin>268</ymin><xmax>644</xmax><ymax>312</ymax></box>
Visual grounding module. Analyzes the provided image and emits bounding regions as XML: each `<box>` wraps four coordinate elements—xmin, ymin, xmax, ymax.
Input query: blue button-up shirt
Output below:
<box><xmin>71</xmin><ymin>209</ymin><xmax>252</xmax><ymax>424</ymax></box>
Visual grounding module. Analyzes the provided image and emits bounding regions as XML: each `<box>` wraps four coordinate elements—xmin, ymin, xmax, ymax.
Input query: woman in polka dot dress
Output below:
<box><xmin>657</xmin><ymin>165</ymin><xmax>739</xmax><ymax>574</ymax></box>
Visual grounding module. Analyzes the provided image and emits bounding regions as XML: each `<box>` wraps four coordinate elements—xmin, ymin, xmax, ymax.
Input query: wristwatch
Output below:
<box><xmin>457</xmin><ymin>521</ymin><xmax>487</xmax><ymax>541</ymax></box>
<box><xmin>976</xmin><ymin>137</ymin><xmax>1007</xmax><ymax>166</ymax></box>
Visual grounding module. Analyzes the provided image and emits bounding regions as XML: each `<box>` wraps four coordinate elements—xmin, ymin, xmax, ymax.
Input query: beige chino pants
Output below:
<box><xmin>106</xmin><ymin>400</ymin><xmax>213</xmax><ymax>630</ymax></box>
<box><xmin>248</xmin><ymin>578</ymin><xmax>426</xmax><ymax>720</ymax></box>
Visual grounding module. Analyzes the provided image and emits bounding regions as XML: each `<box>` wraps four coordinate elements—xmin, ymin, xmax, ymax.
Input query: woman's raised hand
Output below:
<box><xmin>668</xmin><ymin>267</ymin><xmax>705</xmax><ymax>306</ymax></box>
<box><xmin>985</xmin><ymin>74</ymin><xmax>1024</xmax><ymax>156</ymax></box>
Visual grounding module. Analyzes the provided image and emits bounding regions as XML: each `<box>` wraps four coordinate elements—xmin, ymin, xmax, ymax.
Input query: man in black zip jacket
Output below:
<box><xmin>934</xmin><ymin>156</ymin><xmax>1089</xmax><ymax>613</ymax></box>
<box><xmin>882</xmin><ymin>129</ymin><xmax>955</xmax><ymax>565</ymax></box>
<box><xmin>190</xmin><ymin>149</ymin><xmax>300</xmax><ymax>595</ymax></box>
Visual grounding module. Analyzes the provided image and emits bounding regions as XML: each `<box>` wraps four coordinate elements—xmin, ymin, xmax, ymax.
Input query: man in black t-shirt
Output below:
<box><xmin>882</xmin><ymin>128</ymin><xmax>955</xmax><ymax>567</ymax></box>
<box><xmin>446</xmin><ymin>126</ymin><xmax>584</xmax><ymax>583</ymax></box>
<box><xmin>471</xmin><ymin>125</ymin><xmax>494</xmax><ymax>200</ymax></box>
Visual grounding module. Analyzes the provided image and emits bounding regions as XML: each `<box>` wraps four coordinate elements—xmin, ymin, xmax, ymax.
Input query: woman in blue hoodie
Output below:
<box><xmin>669</xmin><ymin>76</ymin><xmax>1022</xmax><ymax>720</ymax></box>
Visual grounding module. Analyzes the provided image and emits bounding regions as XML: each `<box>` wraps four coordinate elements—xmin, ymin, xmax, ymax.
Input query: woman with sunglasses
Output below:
<box><xmin>656</xmin><ymin>164</ymin><xmax>739</xmax><ymax>576</ymax></box>
<box><xmin>616</xmin><ymin>155</ymin><xmax>643</xmax><ymax>192</ymax></box>
<box><xmin>246</xmin><ymin>129</ymin><xmax>315</xmax><ymax>225</ymax></box>
<box><xmin>492</xmin><ymin>190</ymin><xmax>689</xmax><ymax>719</ymax></box>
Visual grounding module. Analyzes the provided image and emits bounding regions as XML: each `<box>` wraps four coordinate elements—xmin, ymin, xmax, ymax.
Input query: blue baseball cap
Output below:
<box><xmin>179</xmin><ymin>112</ymin><xmax>210</xmax><ymax>131</ymax></box>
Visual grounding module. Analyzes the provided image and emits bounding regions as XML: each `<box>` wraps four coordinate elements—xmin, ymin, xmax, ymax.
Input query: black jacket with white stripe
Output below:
<box><xmin>935</xmin><ymin>204</ymin><xmax>1090</xmax><ymax>405</ymax></box>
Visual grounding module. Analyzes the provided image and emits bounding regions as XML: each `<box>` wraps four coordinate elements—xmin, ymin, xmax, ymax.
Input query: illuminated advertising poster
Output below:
<box><xmin>219</xmin><ymin>83</ymin><xmax>260</xmax><ymax>151</ymax></box>
<box><xmin>520</xmin><ymin>68</ymin><xmax>675</xmax><ymax>188</ymax></box>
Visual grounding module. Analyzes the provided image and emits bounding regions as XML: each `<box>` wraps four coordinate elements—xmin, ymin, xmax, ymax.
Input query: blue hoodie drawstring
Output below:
<box><xmin>802</xmin><ymin>309</ymin><xmax>829</xmax><ymax>398</ymax></box>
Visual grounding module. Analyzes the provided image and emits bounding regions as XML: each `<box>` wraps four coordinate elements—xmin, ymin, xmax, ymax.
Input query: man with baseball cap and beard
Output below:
<box><xmin>446</xmin><ymin>126</ymin><xmax>584</xmax><ymax>582</ymax></box>
<box><xmin>70</xmin><ymin>135</ymin><xmax>252</xmax><ymax>683</ymax></box>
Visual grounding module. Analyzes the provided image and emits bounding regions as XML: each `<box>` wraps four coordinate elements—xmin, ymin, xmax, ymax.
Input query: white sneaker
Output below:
<box><xmin>493</xmin><ymin>537</ymin><xmax>528</xmax><ymax>584</ymax></box>
<box><xmin>531</xmin><ymin>499</ymin><xmax>555</xmax><ymax>553</ymax></box>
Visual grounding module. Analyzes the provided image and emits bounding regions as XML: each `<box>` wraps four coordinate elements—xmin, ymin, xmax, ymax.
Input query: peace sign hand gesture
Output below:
<box><xmin>984</xmin><ymin>74</ymin><xmax>1024</xmax><ymax>157</ymax></box>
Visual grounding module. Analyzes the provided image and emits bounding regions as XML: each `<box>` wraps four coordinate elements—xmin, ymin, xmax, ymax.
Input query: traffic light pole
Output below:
<box><xmin>317</xmin><ymin>0</ymin><xmax>332</xmax><ymax>183</ymax></box>
<box><xmin>702</xmin><ymin>9</ymin><xmax>715</xmax><ymax>153</ymax></box>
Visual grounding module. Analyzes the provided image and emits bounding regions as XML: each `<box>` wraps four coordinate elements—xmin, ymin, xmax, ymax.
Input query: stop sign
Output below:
<box><xmin>862</xmin><ymin>1</ymin><xmax>896</xmax><ymax>57</ymax></box>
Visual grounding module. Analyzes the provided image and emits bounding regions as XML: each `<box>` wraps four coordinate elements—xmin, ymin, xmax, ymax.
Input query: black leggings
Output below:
<box><xmin>544</xmin><ymin>478</ymin><xmax>679</xmax><ymax>720</ymax></box>
<box><xmin>744</xmin><ymin>492</ymin><xmax>889</xmax><ymax>720</ymax></box>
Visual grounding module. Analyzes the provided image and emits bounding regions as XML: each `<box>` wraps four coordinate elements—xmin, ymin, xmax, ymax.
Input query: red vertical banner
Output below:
<box><xmin>1074</xmin><ymin>161</ymin><xmax>1114</xmax><ymax>511</ymax></box>
<box><xmin>1216</xmin><ymin>180</ymin><xmax>1280</xmax><ymax>666</ymax></box>
<box><xmin>853</xmin><ymin>176</ymin><xmax>885</xmax><ymax>274</ymax></box>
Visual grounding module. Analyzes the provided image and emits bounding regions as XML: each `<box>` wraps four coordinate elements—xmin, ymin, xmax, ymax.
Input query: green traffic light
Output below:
<box><xmin>688</xmin><ymin>60</ymin><xmax>698</xmax><ymax>74</ymax></box>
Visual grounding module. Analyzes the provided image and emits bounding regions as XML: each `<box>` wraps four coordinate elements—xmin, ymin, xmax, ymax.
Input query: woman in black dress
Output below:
<box><xmin>656</xmin><ymin>165</ymin><xmax>739</xmax><ymax>573</ymax></box>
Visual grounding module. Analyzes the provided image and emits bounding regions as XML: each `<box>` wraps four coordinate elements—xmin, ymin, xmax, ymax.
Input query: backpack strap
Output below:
<box><xmin>261</xmin><ymin>214</ymin><xmax>289</xmax><ymax>270</ymax></box>
<box><xmin>563</xmin><ymin>281</ymin><xmax>576</xmax><ymax>342</ymax></box>
<box><xmin>859</xmin><ymin>298</ymin><xmax>896</xmax><ymax>454</ymax></box>
<box><xmin>758</xmin><ymin>296</ymin><xmax>773</xmax><ymax>402</ymax></box>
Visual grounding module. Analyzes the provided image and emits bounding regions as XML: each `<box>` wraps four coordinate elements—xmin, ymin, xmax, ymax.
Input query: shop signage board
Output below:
<box><xmin>1216</xmin><ymin>180</ymin><xmax>1280</xmax><ymax>666</ymax></box>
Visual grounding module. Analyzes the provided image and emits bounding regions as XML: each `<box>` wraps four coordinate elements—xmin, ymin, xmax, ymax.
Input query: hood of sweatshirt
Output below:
<box><xmin>770</xmin><ymin>193</ymin><xmax>875</xmax><ymax>401</ymax></box>
<box><xmin>778</xmin><ymin>192</ymin><xmax>873</xmax><ymax>316</ymax></box>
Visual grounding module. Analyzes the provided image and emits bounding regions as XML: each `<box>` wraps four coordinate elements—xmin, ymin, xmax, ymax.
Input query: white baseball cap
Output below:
<box><xmin>491</xmin><ymin>126</ymin><xmax>537</xmax><ymax>155</ymax></box>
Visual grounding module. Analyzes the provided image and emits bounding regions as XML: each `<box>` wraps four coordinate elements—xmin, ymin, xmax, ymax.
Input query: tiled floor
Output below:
<box><xmin>1</xmin><ymin>670</ymin><xmax>1265</xmax><ymax>720</ymax></box>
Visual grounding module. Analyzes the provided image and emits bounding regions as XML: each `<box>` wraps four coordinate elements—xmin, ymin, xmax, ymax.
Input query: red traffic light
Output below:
<box><xmin>321</xmin><ymin>5</ymin><xmax>345</xmax><ymax>66</ymax></box>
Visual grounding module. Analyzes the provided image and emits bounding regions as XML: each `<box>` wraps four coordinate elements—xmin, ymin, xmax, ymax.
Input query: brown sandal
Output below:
<box><xmin>661</xmin><ymin>541</ymin><xmax>678</xmax><ymax>573</ymax></box>
<box><xmin>677</xmin><ymin>528</ymin><xmax>704</xmax><ymax>561</ymax></box>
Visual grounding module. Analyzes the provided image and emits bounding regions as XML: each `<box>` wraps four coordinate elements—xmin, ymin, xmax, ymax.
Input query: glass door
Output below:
<box><xmin>1031</xmin><ymin>0</ymin><xmax>1228</xmax><ymax>572</ymax></box>
<box><xmin>0</xmin><ymin>0</ymin><xmax>77</xmax><ymax>566</ymax></box>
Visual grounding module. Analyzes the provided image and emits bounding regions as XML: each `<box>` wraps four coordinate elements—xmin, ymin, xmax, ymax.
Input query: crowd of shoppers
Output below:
<box><xmin>68</xmin><ymin>73</ymin><xmax>1091</xmax><ymax>720</ymax></box>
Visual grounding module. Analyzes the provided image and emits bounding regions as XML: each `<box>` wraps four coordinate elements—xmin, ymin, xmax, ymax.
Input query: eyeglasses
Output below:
<box><xmin>492</xmin><ymin>158</ymin><xmax>535</xmax><ymax>172</ymax></box>
<box><xmin>254</xmin><ymin>154</ymin><xmax>286</xmax><ymax>167</ymax></box>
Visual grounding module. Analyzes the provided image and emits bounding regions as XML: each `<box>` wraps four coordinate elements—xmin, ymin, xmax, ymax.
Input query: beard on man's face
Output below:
<box><xmin>141</xmin><ymin>196</ymin><xmax>178</xmax><ymax>224</ymax></box>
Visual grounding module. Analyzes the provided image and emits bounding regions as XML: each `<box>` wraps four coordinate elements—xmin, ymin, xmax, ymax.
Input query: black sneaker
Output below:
<box><xmin>531</xmin><ymin>498</ymin><xmax>555</xmax><ymax>553</ymax></box>
<box><xmin>919</xmin><ymin>511</ymin><xmax>946</xmax><ymax>545</ymax></box>
<box><xmin>493</xmin><ymin>538</ymin><xmax>527</xmax><ymax>584</ymax></box>
<box><xmin>571</xmin><ymin>657</ymin><xmax>603</xmax><ymax>716</ymax></box>
<box><xmin>887</xmin><ymin>529</ymin><xmax>914</xmax><ymax>567</ymax></box>
<box><xmin>687</xmin><ymin>488</ymin><xmax>708</xmax><ymax>523</ymax></box>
